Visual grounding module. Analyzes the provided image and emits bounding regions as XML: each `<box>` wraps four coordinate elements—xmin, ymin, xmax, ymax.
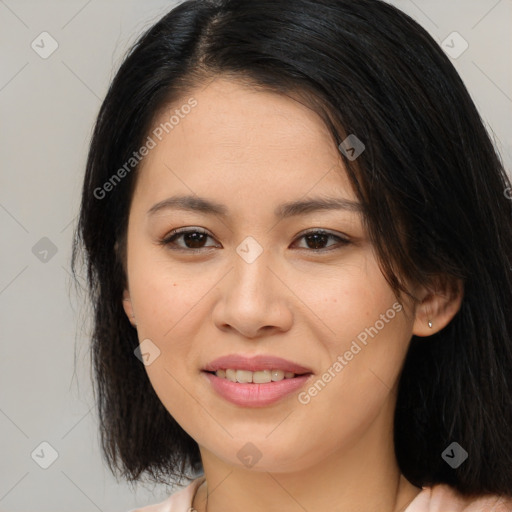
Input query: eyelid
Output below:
<box><xmin>295</xmin><ymin>227</ymin><xmax>350</xmax><ymax>241</ymax></box>
<box><xmin>292</xmin><ymin>228</ymin><xmax>351</xmax><ymax>251</ymax></box>
<box><xmin>159</xmin><ymin>226</ymin><xmax>351</xmax><ymax>252</ymax></box>
<box><xmin>160</xmin><ymin>227</ymin><xmax>218</xmax><ymax>249</ymax></box>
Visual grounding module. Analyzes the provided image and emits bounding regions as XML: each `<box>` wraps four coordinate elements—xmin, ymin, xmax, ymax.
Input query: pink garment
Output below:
<box><xmin>129</xmin><ymin>476</ymin><xmax>512</xmax><ymax>512</ymax></box>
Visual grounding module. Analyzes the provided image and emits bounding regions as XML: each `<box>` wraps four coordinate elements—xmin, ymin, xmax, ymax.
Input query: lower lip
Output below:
<box><xmin>203</xmin><ymin>371</ymin><xmax>313</xmax><ymax>407</ymax></box>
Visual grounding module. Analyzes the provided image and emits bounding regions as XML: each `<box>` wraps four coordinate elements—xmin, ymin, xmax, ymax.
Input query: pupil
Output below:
<box><xmin>185</xmin><ymin>232</ymin><xmax>206</xmax><ymax>248</ymax></box>
<box><xmin>306</xmin><ymin>233</ymin><xmax>327</xmax><ymax>249</ymax></box>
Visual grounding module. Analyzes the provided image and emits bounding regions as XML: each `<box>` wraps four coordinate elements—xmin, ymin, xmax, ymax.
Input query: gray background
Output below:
<box><xmin>0</xmin><ymin>1</ymin><xmax>511</xmax><ymax>511</ymax></box>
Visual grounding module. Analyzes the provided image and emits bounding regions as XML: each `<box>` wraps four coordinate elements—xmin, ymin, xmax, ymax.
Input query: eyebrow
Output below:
<box><xmin>147</xmin><ymin>194</ymin><xmax>363</xmax><ymax>219</ymax></box>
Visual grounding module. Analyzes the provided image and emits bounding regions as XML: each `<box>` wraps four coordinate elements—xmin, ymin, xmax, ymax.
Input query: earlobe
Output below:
<box><xmin>412</xmin><ymin>278</ymin><xmax>464</xmax><ymax>337</ymax></box>
<box><xmin>122</xmin><ymin>289</ymin><xmax>137</xmax><ymax>327</ymax></box>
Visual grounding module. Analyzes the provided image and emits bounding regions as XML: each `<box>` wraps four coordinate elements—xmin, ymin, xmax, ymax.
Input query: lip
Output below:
<box><xmin>203</xmin><ymin>372</ymin><xmax>313</xmax><ymax>407</ymax></box>
<box><xmin>203</xmin><ymin>354</ymin><xmax>313</xmax><ymax>374</ymax></box>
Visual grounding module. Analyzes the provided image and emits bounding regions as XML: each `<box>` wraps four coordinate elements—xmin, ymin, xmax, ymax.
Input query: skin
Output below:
<box><xmin>122</xmin><ymin>77</ymin><xmax>463</xmax><ymax>512</ymax></box>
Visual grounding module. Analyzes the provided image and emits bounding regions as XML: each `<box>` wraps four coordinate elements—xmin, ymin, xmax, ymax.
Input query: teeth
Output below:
<box><xmin>236</xmin><ymin>370</ymin><xmax>253</xmax><ymax>383</ymax></box>
<box><xmin>215</xmin><ymin>368</ymin><xmax>298</xmax><ymax>382</ymax></box>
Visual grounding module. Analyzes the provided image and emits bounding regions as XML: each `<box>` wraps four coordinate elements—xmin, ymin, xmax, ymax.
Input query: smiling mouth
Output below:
<box><xmin>204</xmin><ymin>369</ymin><xmax>312</xmax><ymax>383</ymax></box>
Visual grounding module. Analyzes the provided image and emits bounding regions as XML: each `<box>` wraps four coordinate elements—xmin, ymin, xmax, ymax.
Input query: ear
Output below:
<box><xmin>122</xmin><ymin>289</ymin><xmax>137</xmax><ymax>328</ymax></box>
<box><xmin>412</xmin><ymin>276</ymin><xmax>464</xmax><ymax>337</ymax></box>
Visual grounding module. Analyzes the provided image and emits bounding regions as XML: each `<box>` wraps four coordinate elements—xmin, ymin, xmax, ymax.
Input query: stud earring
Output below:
<box><xmin>425</xmin><ymin>304</ymin><xmax>433</xmax><ymax>328</ymax></box>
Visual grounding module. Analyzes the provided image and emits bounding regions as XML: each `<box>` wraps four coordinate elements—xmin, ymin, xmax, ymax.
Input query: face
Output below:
<box><xmin>122</xmin><ymin>77</ymin><xmax>421</xmax><ymax>473</ymax></box>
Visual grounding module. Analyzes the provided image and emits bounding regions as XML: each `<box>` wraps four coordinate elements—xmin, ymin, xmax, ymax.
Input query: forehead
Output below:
<box><xmin>133</xmin><ymin>77</ymin><xmax>356</xmax><ymax>208</ymax></box>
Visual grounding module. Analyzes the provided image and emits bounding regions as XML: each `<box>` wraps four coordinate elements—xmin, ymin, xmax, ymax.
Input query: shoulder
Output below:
<box><xmin>127</xmin><ymin>476</ymin><xmax>206</xmax><ymax>512</ymax></box>
<box><xmin>406</xmin><ymin>483</ymin><xmax>512</xmax><ymax>512</ymax></box>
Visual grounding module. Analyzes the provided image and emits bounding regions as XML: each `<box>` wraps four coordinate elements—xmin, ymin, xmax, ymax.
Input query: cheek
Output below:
<box><xmin>297</xmin><ymin>254</ymin><xmax>410</xmax><ymax>413</ymax></box>
<box><xmin>298</xmin><ymin>251</ymin><xmax>400</xmax><ymax>346</ymax></box>
<box><xmin>128</xmin><ymin>244</ymin><xmax>209</xmax><ymax>335</ymax></box>
<box><xmin>126</xmin><ymin>246</ymin><xmax>212</xmax><ymax>390</ymax></box>
<box><xmin>128</xmin><ymin>260</ymin><xmax>211</xmax><ymax>423</ymax></box>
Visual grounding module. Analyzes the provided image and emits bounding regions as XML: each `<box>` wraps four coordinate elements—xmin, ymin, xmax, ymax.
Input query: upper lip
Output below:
<box><xmin>203</xmin><ymin>354</ymin><xmax>313</xmax><ymax>374</ymax></box>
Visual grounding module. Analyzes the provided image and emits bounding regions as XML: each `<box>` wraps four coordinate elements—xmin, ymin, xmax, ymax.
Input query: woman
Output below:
<box><xmin>72</xmin><ymin>0</ymin><xmax>512</xmax><ymax>510</ymax></box>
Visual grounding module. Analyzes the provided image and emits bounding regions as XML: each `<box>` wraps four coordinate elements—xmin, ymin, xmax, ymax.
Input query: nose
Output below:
<box><xmin>212</xmin><ymin>242</ymin><xmax>293</xmax><ymax>339</ymax></box>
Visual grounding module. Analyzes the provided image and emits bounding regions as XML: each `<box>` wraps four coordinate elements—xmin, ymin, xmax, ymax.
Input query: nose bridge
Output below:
<box><xmin>232</xmin><ymin>235</ymin><xmax>272</xmax><ymax>297</ymax></box>
<box><xmin>212</xmin><ymin>233</ymin><xmax>294</xmax><ymax>337</ymax></box>
<box><xmin>219</xmin><ymin>233</ymin><xmax>286</xmax><ymax>326</ymax></box>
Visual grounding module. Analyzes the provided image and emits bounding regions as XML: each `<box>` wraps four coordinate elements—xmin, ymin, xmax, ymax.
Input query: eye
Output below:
<box><xmin>159</xmin><ymin>227</ymin><xmax>219</xmax><ymax>251</ymax></box>
<box><xmin>159</xmin><ymin>227</ymin><xmax>350</xmax><ymax>252</ymax></box>
<box><xmin>292</xmin><ymin>229</ymin><xmax>351</xmax><ymax>251</ymax></box>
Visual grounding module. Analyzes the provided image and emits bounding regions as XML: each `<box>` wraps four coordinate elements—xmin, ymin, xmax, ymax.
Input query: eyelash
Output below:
<box><xmin>159</xmin><ymin>227</ymin><xmax>351</xmax><ymax>253</ymax></box>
